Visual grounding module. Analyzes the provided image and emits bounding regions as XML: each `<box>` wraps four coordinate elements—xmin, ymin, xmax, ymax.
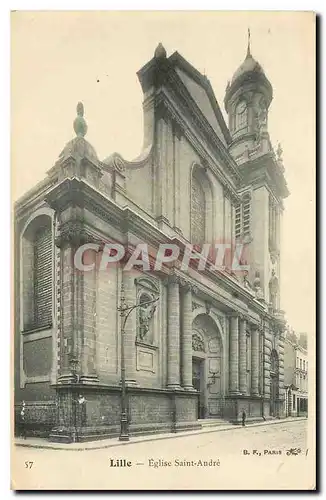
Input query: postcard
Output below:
<box><xmin>11</xmin><ymin>10</ymin><xmax>316</xmax><ymax>490</ymax></box>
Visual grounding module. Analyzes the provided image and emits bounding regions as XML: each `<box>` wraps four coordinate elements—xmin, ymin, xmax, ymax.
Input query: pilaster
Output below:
<box><xmin>122</xmin><ymin>270</ymin><xmax>138</xmax><ymax>386</ymax></box>
<box><xmin>166</xmin><ymin>275</ymin><xmax>181</xmax><ymax>389</ymax></box>
<box><xmin>239</xmin><ymin>315</ymin><xmax>247</xmax><ymax>394</ymax></box>
<box><xmin>229</xmin><ymin>314</ymin><xmax>240</xmax><ymax>394</ymax></box>
<box><xmin>251</xmin><ymin>324</ymin><xmax>260</xmax><ymax>396</ymax></box>
<box><xmin>180</xmin><ymin>282</ymin><xmax>193</xmax><ymax>390</ymax></box>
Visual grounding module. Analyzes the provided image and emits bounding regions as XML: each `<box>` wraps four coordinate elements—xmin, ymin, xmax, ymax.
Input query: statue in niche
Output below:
<box><xmin>138</xmin><ymin>294</ymin><xmax>157</xmax><ymax>342</ymax></box>
<box><xmin>269</xmin><ymin>269</ymin><xmax>279</xmax><ymax>309</ymax></box>
<box><xmin>253</xmin><ymin>270</ymin><xmax>264</xmax><ymax>300</ymax></box>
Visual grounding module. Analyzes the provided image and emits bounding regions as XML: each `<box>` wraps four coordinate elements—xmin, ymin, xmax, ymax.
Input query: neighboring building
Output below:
<box><xmin>14</xmin><ymin>39</ymin><xmax>289</xmax><ymax>442</ymax></box>
<box><xmin>284</xmin><ymin>330</ymin><xmax>308</xmax><ymax>416</ymax></box>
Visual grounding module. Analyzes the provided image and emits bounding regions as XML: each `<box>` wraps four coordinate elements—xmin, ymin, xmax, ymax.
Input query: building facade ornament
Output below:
<box><xmin>54</xmin><ymin>220</ymin><xmax>100</xmax><ymax>248</ymax></box>
<box><xmin>192</xmin><ymin>332</ymin><xmax>205</xmax><ymax>352</ymax></box>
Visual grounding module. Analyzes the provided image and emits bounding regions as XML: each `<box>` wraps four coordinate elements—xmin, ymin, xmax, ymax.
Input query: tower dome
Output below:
<box><xmin>224</xmin><ymin>31</ymin><xmax>274</xmax><ymax>159</ymax></box>
<box><xmin>230</xmin><ymin>51</ymin><xmax>264</xmax><ymax>86</ymax></box>
<box><xmin>225</xmin><ymin>32</ymin><xmax>272</xmax><ymax>108</ymax></box>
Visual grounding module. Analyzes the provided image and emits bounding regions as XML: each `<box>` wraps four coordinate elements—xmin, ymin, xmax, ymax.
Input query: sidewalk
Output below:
<box><xmin>14</xmin><ymin>417</ymin><xmax>307</xmax><ymax>451</ymax></box>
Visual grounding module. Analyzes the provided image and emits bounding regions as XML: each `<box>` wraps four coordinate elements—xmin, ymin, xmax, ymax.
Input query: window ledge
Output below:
<box><xmin>22</xmin><ymin>324</ymin><xmax>53</xmax><ymax>335</ymax></box>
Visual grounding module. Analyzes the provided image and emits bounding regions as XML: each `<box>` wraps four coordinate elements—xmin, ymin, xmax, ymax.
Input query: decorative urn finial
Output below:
<box><xmin>73</xmin><ymin>102</ymin><xmax>88</xmax><ymax>137</ymax></box>
<box><xmin>154</xmin><ymin>42</ymin><xmax>167</xmax><ymax>59</ymax></box>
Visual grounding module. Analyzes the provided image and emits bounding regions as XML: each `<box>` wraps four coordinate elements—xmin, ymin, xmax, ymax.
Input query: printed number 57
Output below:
<box><xmin>24</xmin><ymin>461</ymin><xmax>33</xmax><ymax>469</ymax></box>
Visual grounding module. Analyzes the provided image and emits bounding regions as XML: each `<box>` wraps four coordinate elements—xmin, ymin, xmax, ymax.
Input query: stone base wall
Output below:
<box><xmin>48</xmin><ymin>385</ymin><xmax>200</xmax><ymax>443</ymax></box>
<box><xmin>14</xmin><ymin>400</ymin><xmax>57</xmax><ymax>438</ymax></box>
<box><xmin>15</xmin><ymin>386</ymin><xmax>286</xmax><ymax>442</ymax></box>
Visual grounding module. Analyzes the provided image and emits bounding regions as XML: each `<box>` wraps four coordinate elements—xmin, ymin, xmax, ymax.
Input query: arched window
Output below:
<box><xmin>21</xmin><ymin>214</ymin><xmax>53</xmax><ymax>331</ymax></box>
<box><xmin>191</xmin><ymin>173</ymin><xmax>206</xmax><ymax>245</ymax></box>
<box><xmin>235</xmin><ymin>101</ymin><xmax>248</xmax><ymax>131</ymax></box>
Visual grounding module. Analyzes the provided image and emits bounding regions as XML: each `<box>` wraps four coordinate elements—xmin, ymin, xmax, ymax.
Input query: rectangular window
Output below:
<box><xmin>293</xmin><ymin>394</ymin><xmax>296</xmax><ymax>410</ymax></box>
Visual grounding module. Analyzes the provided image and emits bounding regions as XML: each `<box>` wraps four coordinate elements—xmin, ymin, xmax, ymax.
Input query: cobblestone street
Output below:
<box><xmin>12</xmin><ymin>419</ymin><xmax>314</xmax><ymax>490</ymax></box>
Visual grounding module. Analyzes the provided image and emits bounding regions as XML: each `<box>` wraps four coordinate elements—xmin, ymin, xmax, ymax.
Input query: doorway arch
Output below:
<box><xmin>191</xmin><ymin>313</ymin><xmax>224</xmax><ymax>419</ymax></box>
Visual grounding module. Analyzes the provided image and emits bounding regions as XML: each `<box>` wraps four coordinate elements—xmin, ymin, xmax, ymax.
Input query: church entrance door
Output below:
<box><xmin>192</xmin><ymin>357</ymin><xmax>205</xmax><ymax>419</ymax></box>
<box><xmin>192</xmin><ymin>313</ymin><xmax>224</xmax><ymax>419</ymax></box>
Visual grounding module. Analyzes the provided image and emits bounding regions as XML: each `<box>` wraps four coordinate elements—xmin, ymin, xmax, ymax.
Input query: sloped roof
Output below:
<box><xmin>168</xmin><ymin>51</ymin><xmax>231</xmax><ymax>145</ymax></box>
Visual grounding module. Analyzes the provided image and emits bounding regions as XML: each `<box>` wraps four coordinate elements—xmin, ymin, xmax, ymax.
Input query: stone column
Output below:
<box><xmin>167</xmin><ymin>276</ymin><xmax>181</xmax><ymax>389</ymax></box>
<box><xmin>122</xmin><ymin>270</ymin><xmax>137</xmax><ymax>386</ymax></box>
<box><xmin>229</xmin><ymin>315</ymin><xmax>239</xmax><ymax>394</ymax></box>
<box><xmin>181</xmin><ymin>283</ymin><xmax>193</xmax><ymax>390</ymax></box>
<box><xmin>251</xmin><ymin>325</ymin><xmax>260</xmax><ymax>396</ymax></box>
<box><xmin>239</xmin><ymin>316</ymin><xmax>247</xmax><ymax>394</ymax></box>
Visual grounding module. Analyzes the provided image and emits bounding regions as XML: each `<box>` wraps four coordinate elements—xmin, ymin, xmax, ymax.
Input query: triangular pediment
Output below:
<box><xmin>169</xmin><ymin>52</ymin><xmax>230</xmax><ymax>147</ymax></box>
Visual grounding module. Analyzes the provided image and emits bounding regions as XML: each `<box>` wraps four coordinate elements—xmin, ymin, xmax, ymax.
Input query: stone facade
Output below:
<box><xmin>14</xmin><ymin>41</ymin><xmax>289</xmax><ymax>442</ymax></box>
<box><xmin>284</xmin><ymin>331</ymin><xmax>308</xmax><ymax>417</ymax></box>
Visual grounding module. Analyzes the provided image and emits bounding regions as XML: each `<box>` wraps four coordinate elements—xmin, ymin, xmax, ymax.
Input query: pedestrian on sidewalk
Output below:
<box><xmin>242</xmin><ymin>409</ymin><xmax>246</xmax><ymax>427</ymax></box>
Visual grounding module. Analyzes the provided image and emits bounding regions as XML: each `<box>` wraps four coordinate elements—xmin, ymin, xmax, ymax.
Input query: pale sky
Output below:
<box><xmin>11</xmin><ymin>11</ymin><xmax>315</xmax><ymax>337</ymax></box>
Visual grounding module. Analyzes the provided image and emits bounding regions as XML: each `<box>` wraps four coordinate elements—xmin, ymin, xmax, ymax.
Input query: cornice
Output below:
<box><xmin>14</xmin><ymin>177</ymin><xmax>58</xmax><ymax>219</ymax></box>
<box><xmin>239</xmin><ymin>153</ymin><xmax>289</xmax><ymax>199</ymax></box>
<box><xmin>54</xmin><ymin>219</ymin><xmax>102</xmax><ymax>249</ymax></box>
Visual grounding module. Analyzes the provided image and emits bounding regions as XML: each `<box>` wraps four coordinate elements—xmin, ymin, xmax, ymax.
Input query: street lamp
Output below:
<box><xmin>118</xmin><ymin>281</ymin><xmax>159</xmax><ymax>441</ymax></box>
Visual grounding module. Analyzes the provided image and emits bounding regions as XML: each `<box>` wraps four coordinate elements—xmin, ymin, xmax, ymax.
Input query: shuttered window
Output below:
<box><xmin>235</xmin><ymin>192</ymin><xmax>251</xmax><ymax>239</ymax></box>
<box><xmin>242</xmin><ymin>193</ymin><xmax>251</xmax><ymax>236</ymax></box>
<box><xmin>34</xmin><ymin>226</ymin><xmax>52</xmax><ymax>328</ymax></box>
<box><xmin>235</xmin><ymin>204</ymin><xmax>241</xmax><ymax>239</ymax></box>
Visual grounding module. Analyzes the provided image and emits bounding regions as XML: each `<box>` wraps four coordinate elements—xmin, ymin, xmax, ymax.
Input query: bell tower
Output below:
<box><xmin>224</xmin><ymin>31</ymin><xmax>289</xmax><ymax>311</ymax></box>
<box><xmin>224</xmin><ymin>29</ymin><xmax>273</xmax><ymax>162</ymax></box>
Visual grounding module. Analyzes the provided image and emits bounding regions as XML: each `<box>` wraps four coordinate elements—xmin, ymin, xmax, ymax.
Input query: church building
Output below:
<box><xmin>14</xmin><ymin>38</ymin><xmax>289</xmax><ymax>442</ymax></box>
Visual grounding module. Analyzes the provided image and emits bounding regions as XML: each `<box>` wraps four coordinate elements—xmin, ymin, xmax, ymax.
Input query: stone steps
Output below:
<box><xmin>198</xmin><ymin>418</ymin><xmax>226</xmax><ymax>428</ymax></box>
